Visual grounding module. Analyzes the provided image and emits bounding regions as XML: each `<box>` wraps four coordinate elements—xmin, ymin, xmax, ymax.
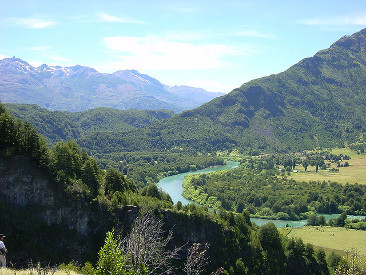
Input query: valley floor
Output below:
<box><xmin>288</xmin><ymin>148</ymin><xmax>366</xmax><ymax>185</ymax></box>
<box><xmin>279</xmin><ymin>226</ymin><xmax>366</xmax><ymax>263</ymax></box>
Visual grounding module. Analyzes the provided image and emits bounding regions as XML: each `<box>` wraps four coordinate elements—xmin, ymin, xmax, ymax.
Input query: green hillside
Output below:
<box><xmin>5</xmin><ymin>103</ymin><xmax>174</xmax><ymax>143</ymax></box>
<box><xmin>76</xmin><ymin>28</ymin><xmax>366</xmax><ymax>157</ymax></box>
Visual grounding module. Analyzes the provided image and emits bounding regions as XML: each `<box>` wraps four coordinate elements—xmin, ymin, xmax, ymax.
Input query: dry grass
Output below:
<box><xmin>288</xmin><ymin>148</ymin><xmax>366</xmax><ymax>185</ymax></box>
<box><xmin>279</xmin><ymin>226</ymin><xmax>366</xmax><ymax>262</ymax></box>
<box><xmin>0</xmin><ymin>268</ymin><xmax>81</xmax><ymax>275</ymax></box>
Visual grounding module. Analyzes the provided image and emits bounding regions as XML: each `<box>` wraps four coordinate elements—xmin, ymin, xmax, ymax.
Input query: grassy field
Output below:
<box><xmin>0</xmin><ymin>268</ymin><xmax>81</xmax><ymax>274</ymax></box>
<box><xmin>288</xmin><ymin>148</ymin><xmax>366</xmax><ymax>185</ymax></box>
<box><xmin>279</xmin><ymin>226</ymin><xmax>366</xmax><ymax>260</ymax></box>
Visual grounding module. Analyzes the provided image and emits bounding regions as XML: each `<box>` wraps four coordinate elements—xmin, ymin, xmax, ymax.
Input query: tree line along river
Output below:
<box><xmin>157</xmin><ymin>161</ymin><xmax>364</xmax><ymax>227</ymax></box>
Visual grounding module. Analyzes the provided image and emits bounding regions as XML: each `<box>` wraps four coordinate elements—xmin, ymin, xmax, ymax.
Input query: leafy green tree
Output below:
<box><xmin>335</xmin><ymin>212</ymin><xmax>347</xmax><ymax>227</ymax></box>
<box><xmin>96</xmin><ymin>230</ymin><xmax>131</xmax><ymax>275</ymax></box>
<box><xmin>81</xmin><ymin>158</ymin><xmax>101</xmax><ymax>197</ymax></box>
<box><xmin>50</xmin><ymin>141</ymin><xmax>84</xmax><ymax>179</ymax></box>
<box><xmin>315</xmin><ymin>249</ymin><xmax>329</xmax><ymax>275</ymax></box>
<box><xmin>235</xmin><ymin>258</ymin><xmax>248</xmax><ymax>275</ymax></box>
<box><xmin>302</xmin><ymin>160</ymin><xmax>309</xmax><ymax>171</ymax></box>
<box><xmin>258</xmin><ymin>223</ymin><xmax>285</xmax><ymax>274</ymax></box>
<box><xmin>105</xmin><ymin>167</ymin><xmax>128</xmax><ymax>195</ymax></box>
<box><xmin>176</xmin><ymin>201</ymin><xmax>183</xmax><ymax>211</ymax></box>
<box><xmin>307</xmin><ymin>213</ymin><xmax>319</xmax><ymax>226</ymax></box>
<box><xmin>327</xmin><ymin>252</ymin><xmax>342</xmax><ymax>272</ymax></box>
<box><xmin>318</xmin><ymin>215</ymin><xmax>326</xmax><ymax>226</ymax></box>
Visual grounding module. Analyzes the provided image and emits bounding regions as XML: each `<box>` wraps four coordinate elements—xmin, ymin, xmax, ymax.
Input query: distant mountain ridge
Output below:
<box><xmin>0</xmin><ymin>57</ymin><xmax>224</xmax><ymax>112</ymax></box>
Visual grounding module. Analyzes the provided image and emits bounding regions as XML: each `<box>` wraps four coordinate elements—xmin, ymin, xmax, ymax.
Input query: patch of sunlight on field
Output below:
<box><xmin>288</xmin><ymin>149</ymin><xmax>366</xmax><ymax>185</ymax></box>
<box><xmin>0</xmin><ymin>268</ymin><xmax>81</xmax><ymax>275</ymax></box>
<box><xmin>279</xmin><ymin>226</ymin><xmax>366</xmax><ymax>256</ymax></box>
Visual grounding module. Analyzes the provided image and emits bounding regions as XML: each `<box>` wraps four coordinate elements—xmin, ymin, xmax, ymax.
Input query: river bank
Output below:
<box><xmin>157</xmin><ymin>160</ymin><xmax>239</xmax><ymax>205</ymax></box>
<box><xmin>157</xmin><ymin>161</ymin><xmax>365</xmax><ymax>227</ymax></box>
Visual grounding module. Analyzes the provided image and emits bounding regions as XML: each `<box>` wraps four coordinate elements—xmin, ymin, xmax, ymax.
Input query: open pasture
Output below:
<box><xmin>288</xmin><ymin>149</ymin><xmax>366</xmax><ymax>185</ymax></box>
<box><xmin>279</xmin><ymin>226</ymin><xmax>366</xmax><ymax>258</ymax></box>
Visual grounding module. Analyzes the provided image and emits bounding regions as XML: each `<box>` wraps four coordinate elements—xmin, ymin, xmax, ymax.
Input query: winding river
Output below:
<box><xmin>157</xmin><ymin>161</ymin><xmax>364</xmax><ymax>227</ymax></box>
<box><xmin>157</xmin><ymin>161</ymin><xmax>239</xmax><ymax>205</ymax></box>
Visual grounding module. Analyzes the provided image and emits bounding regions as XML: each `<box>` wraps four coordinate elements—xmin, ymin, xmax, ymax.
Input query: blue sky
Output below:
<box><xmin>1</xmin><ymin>0</ymin><xmax>366</xmax><ymax>93</ymax></box>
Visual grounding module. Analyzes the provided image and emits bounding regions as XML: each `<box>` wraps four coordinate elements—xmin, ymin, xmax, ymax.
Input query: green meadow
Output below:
<box><xmin>279</xmin><ymin>226</ymin><xmax>366</xmax><ymax>262</ymax></box>
<box><xmin>288</xmin><ymin>148</ymin><xmax>366</xmax><ymax>185</ymax></box>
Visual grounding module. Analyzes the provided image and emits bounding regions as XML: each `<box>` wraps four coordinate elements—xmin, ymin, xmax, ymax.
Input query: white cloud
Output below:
<box><xmin>235</xmin><ymin>30</ymin><xmax>275</xmax><ymax>39</ymax></box>
<box><xmin>17</xmin><ymin>18</ymin><xmax>56</xmax><ymax>29</ymax></box>
<box><xmin>164</xmin><ymin>3</ymin><xmax>199</xmax><ymax>13</ymax></box>
<box><xmin>102</xmin><ymin>35</ymin><xmax>245</xmax><ymax>71</ymax></box>
<box><xmin>28</xmin><ymin>46</ymin><xmax>72</xmax><ymax>65</ymax></box>
<box><xmin>164</xmin><ymin>31</ymin><xmax>209</xmax><ymax>42</ymax></box>
<box><xmin>30</xmin><ymin>46</ymin><xmax>52</xmax><ymax>52</ymax></box>
<box><xmin>44</xmin><ymin>54</ymin><xmax>72</xmax><ymax>63</ymax></box>
<box><xmin>0</xmin><ymin>54</ymin><xmax>7</xmax><ymax>60</ymax></box>
<box><xmin>98</xmin><ymin>12</ymin><xmax>144</xmax><ymax>24</ymax></box>
<box><xmin>300</xmin><ymin>13</ymin><xmax>366</xmax><ymax>26</ymax></box>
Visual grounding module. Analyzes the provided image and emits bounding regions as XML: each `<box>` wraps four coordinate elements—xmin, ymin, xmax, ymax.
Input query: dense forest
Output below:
<box><xmin>5</xmin><ymin>103</ymin><xmax>225</xmax><ymax>185</ymax></box>
<box><xmin>182</xmin><ymin>156</ymin><xmax>366</xmax><ymax>219</ymax></box>
<box><xmin>0</xmin><ymin>101</ymin><xmax>354</xmax><ymax>274</ymax></box>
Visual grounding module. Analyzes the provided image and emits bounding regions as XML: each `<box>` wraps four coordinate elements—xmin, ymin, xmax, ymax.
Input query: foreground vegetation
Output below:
<box><xmin>1</xmin><ymin>101</ymin><xmax>355</xmax><ymax>274</ymax></box>
<box><xmin>0</xmin><ymin>268</ymin><xmax>82</xmax><ymax>275</ymax></box>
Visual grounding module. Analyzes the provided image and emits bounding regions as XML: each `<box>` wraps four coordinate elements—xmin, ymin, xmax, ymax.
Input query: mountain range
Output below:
<box><xmin>0</xmin><ymin>58</ymin><xmax>223</xmax><ymax>112</ymax></box>
<box><xmin>3</xmin><ymin>28</ymin><xmax>366</xmax><ymax>158</ymax></box>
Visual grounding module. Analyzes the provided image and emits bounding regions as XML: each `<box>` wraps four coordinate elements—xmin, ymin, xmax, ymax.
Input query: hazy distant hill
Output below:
<box><xmin>0</xmin><ymin>58</ymin><xmax>222</xmax><ymax>112</ymax></box>
<box><xmin>76</xmin><ymin>28</ymin><xmax>366</xmax><ymax>155</ymax></box>
<box><xmin>165</xmin><ymin>85</ymin><xmax>224</xmax><ymax>105</ymax></box>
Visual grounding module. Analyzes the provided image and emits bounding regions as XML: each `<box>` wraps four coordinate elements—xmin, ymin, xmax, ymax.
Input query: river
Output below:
<box><xmin>157</xmin><ymin>161</ymin><xmax>365</xmax><ymax>227</ymax></box>
<box><xmin>157</xmin><ymin>160</ymin><xmax>239</xmax><ymax>205</ymax></box>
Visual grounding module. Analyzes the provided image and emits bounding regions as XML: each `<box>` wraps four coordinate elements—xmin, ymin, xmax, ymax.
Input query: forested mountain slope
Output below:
<box><xmin>77</xmin><ymin>28</ymin><xmax>366</xmax><ymax>155</ymax></box>
<box><xmin>5</xmin><ymin>103</ymin><xmax>174</xmax><ymax>144</ymax></box>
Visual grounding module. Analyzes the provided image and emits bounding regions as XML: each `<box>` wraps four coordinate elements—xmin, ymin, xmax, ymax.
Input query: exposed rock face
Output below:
<box><xmin>0</xmin><ymin>155</ymin><xmax>92</xmax><ymax>236</ymax></box>
<box><xmin>0</xmin><ymin>155</ymin><xmax>232</xmax><ymax>265</ymax></box>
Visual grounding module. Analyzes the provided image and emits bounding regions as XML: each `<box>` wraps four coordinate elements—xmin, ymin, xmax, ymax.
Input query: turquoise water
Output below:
<box><xmin>251</xmin><ymin>214</ymin><xmax>366</xmax><ymax>228</ymax></box>
<box><xmin>157</xmin><ymin>160</ymin><xmax>239</xmax><ymax>205</ymax></box>
<box><xmin>157</xmin><ymin>161</ymin><xmax>364</xmax><ymax>227</ymax></box>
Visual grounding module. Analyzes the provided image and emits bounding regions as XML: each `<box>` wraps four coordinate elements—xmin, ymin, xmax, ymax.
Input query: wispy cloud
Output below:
<box><xmin>299</xmin><ymin>13</ymin><xmax>366</xmax><ymax>26</ymax></box>
<box><xmin>98</xmin><ymin>12</ymin><xmax>144</xmax><ymax>24</ymax></box>
<box><xmin>101</xmin><ymin>35</ymin><xmax>247</xmax><ymax>71</ymax></box>
<box><xmin>30</xmin><ymin>46</ymin><xmax>52</xmax><ymax>52</ymax></box>
<box><xmin>164</xmin><ymin>31</ymin><xmax>210</xmax><ymax>42</ymax></box>
<box><xmin>164</xmin><ymin>3</ymin><xmax>199</xmax><ymax>13</ymax></box>
<box><xmin>14</xmin><ymin>18</ymin><xmax>56</xmax><ymax>29</ymax></box>
<box><xmin>29</xmin><ymin>46</ymin><xmax>72</xmax><ymax>65</ymax></box>
<box><xmin>44</xmin><ymin>54</ymin><xmax>72</xmax><ymax>63</ymax></box>
<box><xmin>235</xmin><ymin>30</ymin><xmax>275</xmax><ymax>39</ymax></box>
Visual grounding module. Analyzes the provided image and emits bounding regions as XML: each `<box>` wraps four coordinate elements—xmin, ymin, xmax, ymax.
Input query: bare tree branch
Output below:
<box><xmin>184</xmin><ymin>242</ymin><xmax>210</xmax><ymax>275</ymax></box>
<box><xmin>122</xmin><ymin>212</ymin><xmax>180</xmax><ymax>274</ymax></box>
